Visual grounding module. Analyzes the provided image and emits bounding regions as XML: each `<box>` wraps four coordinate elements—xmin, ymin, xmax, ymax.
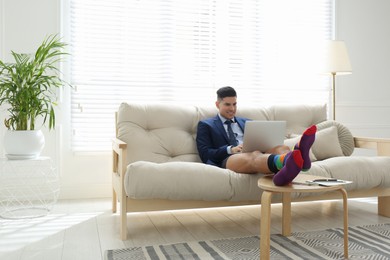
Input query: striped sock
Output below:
<box><xmin>274</xmin><ymin>153</ymin><xmax>289</xmax><ymax>170</ymax></box>
<box><xmin>267</xmin><ymin>152</ymin><xmax>291</xmax><ymax>173</ymax></box>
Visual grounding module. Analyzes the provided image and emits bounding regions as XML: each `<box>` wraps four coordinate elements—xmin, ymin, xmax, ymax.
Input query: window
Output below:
<box><xmin>69</xmin><ymin>0</ymin><xmax>333</xmax><ymax>152</ymax></box>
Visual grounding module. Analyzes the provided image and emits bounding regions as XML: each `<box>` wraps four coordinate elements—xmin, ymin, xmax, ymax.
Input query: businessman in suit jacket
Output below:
<box><xmin>196</xmin><ymin>114</ymin><xmax>247</xmax><ymax>167</ymax></box>
<box><xmin>196</xmin><ymin>86</ymin><xmax>317</xmax><ymax>185</ymax></box>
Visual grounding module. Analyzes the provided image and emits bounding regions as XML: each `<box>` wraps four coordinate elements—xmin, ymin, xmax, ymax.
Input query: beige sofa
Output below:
<box><xmin>112</xmin><ymin>103</ymin><xmax>390</xmax><ymax>240</ymax></box>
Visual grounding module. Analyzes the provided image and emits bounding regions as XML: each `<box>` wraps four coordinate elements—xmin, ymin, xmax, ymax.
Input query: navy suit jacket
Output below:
<box><xmin>196</xmin><ymin>115</ymin><xmax>248</xmax><ymax>167</ymax></box>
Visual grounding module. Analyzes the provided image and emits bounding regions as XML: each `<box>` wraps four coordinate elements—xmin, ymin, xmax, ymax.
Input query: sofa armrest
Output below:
<box><xmin>112</xmin><ymin>137</ymin><xmax>128</xmax><ymax>178</ymax></box>
<box><xmin>113</xmin><ymin>137</ymin><xmax>127</xmax><ymax>151</ymax></box>
<box><xmin>354</xmin><ymin>136</ymin><xmax>390</xmax><ymax>156</ymax></box>
<box><xmin>112</xmin><ymin>138</ymin><xmax>128</xmax><ymax>210</ymax></box>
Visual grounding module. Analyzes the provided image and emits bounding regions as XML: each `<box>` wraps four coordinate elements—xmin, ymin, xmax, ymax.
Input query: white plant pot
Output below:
<box><xmin>4</xmin><ymin>130</ymin><xmax>45</xmax><ymax>160</ymax></box>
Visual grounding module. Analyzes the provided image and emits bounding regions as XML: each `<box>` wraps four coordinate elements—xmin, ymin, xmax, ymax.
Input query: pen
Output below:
<box><xmin>292</xmin><ymin>181</ymin><xmax>319</xmax><ymax>186</ymax></box>
<box><xmin>313</xmin><ymin>178</ymin><xmax>338</xmax><ymax>182</ymax></box>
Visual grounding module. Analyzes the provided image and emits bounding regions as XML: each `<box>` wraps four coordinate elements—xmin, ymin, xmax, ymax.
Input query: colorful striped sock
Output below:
<box><xmin>267</xmin><ymin>152</ymin><xmax>291</xmax><ymax>173</ymax></box>
<box><xmin>273</xmin><ymin>153</ymin><xmax>289</xmax><ymax>170</ymax></box>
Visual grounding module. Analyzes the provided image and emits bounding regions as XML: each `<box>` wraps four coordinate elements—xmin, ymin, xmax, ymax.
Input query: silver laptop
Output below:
<box><xmin>242</xmin><ymin>121</ymin><xmax>286</xmax><ymax>153</ymax></box>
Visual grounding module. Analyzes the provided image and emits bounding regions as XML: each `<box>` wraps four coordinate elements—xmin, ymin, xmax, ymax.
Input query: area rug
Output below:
<box><xmin>105</xmin><ymin>223</ymin><xmax>390</xmax><ymax>260</ymax></box>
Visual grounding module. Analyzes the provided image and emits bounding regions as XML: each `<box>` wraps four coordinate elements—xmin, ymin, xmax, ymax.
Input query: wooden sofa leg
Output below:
<box><xmin>120</xmin><ymin>200</ymin><xmax>128</xmax><ymax>240</ymax></box>
<box><xmin>112</xmin><ymin>188</ymin><xmax>117</xmax><ymax>213</ymax></box>
<box><xmin>378</xmin><ymin>196</ymin><xmax>390</xmax><ymax>217</ymax></box>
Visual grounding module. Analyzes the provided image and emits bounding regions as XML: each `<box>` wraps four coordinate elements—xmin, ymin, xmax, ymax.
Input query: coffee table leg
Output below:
<box><xmin>260</xmin><ymin>191</ymin><xmax>273</xmax><ymax>260</ymax></box>
<box><xmin>340</xmin><ymin>188</ymin><xmax>349</xmax><ymax>258</ymax></box>
<box><xmin>282</xmin><ymin>192</ymin><xmax>292</xmax><ymax>236</ymax></box>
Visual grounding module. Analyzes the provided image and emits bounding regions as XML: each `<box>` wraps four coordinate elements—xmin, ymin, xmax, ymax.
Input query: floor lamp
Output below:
<box><xmin>324</xmin><ymin>41</ymin><xmax>352</xmax><ymax>120</ymax></box>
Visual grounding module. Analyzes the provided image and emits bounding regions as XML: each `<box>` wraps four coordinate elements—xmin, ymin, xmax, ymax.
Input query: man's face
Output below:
<box><xmin>216</xmin><ymin>96</ymin><xmax>237</xmax><ymax>120</ymax></box>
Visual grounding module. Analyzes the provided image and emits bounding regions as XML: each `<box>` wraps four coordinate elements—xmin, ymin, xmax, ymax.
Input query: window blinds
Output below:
<box><xmin>69</xmin><ymin>0</ymin><xmax>333</xmax><ymax>152</ymax></box>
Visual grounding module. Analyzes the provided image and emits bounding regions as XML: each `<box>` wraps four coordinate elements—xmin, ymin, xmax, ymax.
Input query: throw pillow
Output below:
<box><xmin>311</xmin><ymin>125</ymin><xmax>344</xmax><ymax>160</ymax></box>
<box><xmin>284</xmin><ymin>136</ymin><xmax>317</xmax><ymax>162</ymax></box>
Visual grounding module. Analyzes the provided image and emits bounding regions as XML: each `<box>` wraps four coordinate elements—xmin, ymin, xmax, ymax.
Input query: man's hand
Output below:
<box><xmin>232</xmin><ymin>144</ymin><xmax>243</xmax><ymax>154</ymax></box>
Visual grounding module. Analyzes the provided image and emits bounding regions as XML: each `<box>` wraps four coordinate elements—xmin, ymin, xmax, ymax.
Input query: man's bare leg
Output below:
<box><xmin>226</xmin><ymin>145</ymin><xmax>291</xmax><ymax>174</ymax></box>
<box><xmin>226</xmin><ymin>151</ymin><xmax>272</xmax><ymax>174</ymax></box>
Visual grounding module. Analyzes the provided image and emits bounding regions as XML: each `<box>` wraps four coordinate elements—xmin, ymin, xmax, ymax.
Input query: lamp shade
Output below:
<box><xmin>323</xmin><ymin>41</ymin><xmax>352</xmax><ymax>75</ymax></box>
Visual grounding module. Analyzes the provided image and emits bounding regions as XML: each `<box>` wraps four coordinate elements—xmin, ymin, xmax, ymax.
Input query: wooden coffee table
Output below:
<box><xmin>258</xmin><ymin>174</ymin><xmax>349</xmax><ymax>260</ymax></box>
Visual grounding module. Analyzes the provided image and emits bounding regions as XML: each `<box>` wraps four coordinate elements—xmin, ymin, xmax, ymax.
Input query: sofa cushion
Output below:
<box><xmin>125</xmin><ymin>161</ymin><xmax>236</xmax><ymax>201</ymax></box>
<box><xmin>284</xmin><ymin>136</ymin><xmax>317</xmax><ymax>161</ymax></box>
<box><xmin>232</xmin><ymin>156</ymin><xmax>390</xmax><ymax>201</ymax></box>
<box><xmin>307</xmin><ymin>156</ymin><xmax>390</xmax><ymax>190</ymax></box>
<box><xmin>117</xmin><ymin>103</ymin><xmax>202</xmax><ymax>165</ymax></box>
<box><xmin>312</xmin><ymin>126</ymin><xmax>344</xmax><ymax>160</ymax></box>
<box><xmin>284</xmin><ymin>121</ymin><xmax>354</xmax><ymax>162</ymax></box>
<box><xmin>316</xmin><ymin>120</ymin><xmax>355</xmax><ymax>156</ymax></box>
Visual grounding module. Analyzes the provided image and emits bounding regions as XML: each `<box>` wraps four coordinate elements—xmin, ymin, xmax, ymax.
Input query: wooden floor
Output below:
<box><xmin>0</xmin><ymin>197</ymin><xmax>389</xmax><ymax>260</ymax></box>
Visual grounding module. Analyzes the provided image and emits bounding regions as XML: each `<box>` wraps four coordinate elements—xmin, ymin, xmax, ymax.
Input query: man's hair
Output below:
<box><xmin>217</xmin><ymin>86</ymin><xmax>236</xmax><ymax>100</ymax></box>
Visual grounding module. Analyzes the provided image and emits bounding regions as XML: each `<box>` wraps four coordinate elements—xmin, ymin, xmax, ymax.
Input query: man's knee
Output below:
<box><xmin>249</xmin><ymin>150</ymin><xmax>262</xmax><ymax>157</ymax></box>
<box><xmin>227</xmin><ymin>152</ymin><xmax>259</xmax><ymax>172</ymax></box>
<box><xmin>249</xmin><ymin>151</ymin><xmax>268</xmax><ymax>167</ymax></box>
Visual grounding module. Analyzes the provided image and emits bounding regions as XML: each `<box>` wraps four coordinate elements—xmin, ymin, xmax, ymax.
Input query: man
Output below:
<box><xmin>196</xmin><ymin>86</ymin><xmax>316</xmax><ymax>186</ymax></box>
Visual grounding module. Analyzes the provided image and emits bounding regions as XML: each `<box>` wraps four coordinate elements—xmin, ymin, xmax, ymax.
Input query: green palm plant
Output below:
<box><xmin>0</xmin><ymin>34</ymin><xmax>71</xmax><ymax>130</ymax></box>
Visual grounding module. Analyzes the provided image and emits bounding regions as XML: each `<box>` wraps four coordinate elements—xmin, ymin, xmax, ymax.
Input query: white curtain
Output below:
<box><xmin>69</xmin><ymin>0</ymin><xmax>333</xmax><ymax>151</ymax></box>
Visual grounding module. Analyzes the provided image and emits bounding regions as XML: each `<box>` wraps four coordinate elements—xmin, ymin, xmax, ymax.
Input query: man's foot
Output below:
<box><xmin>294</xmin><ymin>125</ymin><xmax>317</xmax><ymax>171</ymax></box>
<box><xmin>272</xmin><ymin>150</ymin><xmax>303</xmax><ymax>186</ymax></box>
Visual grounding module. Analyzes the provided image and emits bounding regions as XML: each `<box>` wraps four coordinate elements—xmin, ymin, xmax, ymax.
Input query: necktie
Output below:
<box><xmin>225</xmin><ymin>120</ymin><xmax>238</xmax><ymax>146</ymax></box>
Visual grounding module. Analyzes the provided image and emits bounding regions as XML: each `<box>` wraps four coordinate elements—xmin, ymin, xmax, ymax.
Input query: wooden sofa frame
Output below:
<box><xmin>112</xmin><ymin>135</ymin><xmax>390</xmax><ymax>240</ymax></box>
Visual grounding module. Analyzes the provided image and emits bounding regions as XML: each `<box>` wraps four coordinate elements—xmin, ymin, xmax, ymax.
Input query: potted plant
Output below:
<box><xmin>0</xmin><ymin>34</ymin><xmax>71</xmax><ymax>159</ymax></box>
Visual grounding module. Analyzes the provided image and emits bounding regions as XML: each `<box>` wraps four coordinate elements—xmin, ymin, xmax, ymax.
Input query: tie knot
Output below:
<box><xmin>225</xmin><ymin>120</ymin><xmax>233</xmax><ymax>125</ymax></box>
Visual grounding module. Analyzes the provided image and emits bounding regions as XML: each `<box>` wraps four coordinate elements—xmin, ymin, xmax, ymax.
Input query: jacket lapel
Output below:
<box><xmin>213</xmin><ymin>116</ymin><xmax>229</xmax><ymax>142</ymax></box>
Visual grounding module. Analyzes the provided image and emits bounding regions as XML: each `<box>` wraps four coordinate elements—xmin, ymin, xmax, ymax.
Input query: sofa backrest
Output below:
<box><xmin>117</xmin><ymin>103</ymin><xmax>327</xmax><ymax>165</ymax></box>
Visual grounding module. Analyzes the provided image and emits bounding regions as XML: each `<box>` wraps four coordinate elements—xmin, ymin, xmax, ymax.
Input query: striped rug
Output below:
<box><xmin>105</xmin><ymin>223</ymin><xmax>390</xmax><ymax>260</ymax></box>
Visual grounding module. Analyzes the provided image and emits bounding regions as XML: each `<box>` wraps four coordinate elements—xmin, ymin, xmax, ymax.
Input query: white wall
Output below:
<box><xmin>0</xmin><ymin>0</ymin><xmax>112</xmax><ymax>199</ymax></box>
<box><xmin>335</xmin><ymin>0</ymin><xmax>390</xmax><ymax>138</ymax></box>
<box><xmin>1</xmin><ymin>0</ymin><xmax>389</xmax><ymax>199</ymax></box>
<box><xmin>0</xmin><ymin>0</ymin><xmax>61</xmax><ymax>171</ymax></box>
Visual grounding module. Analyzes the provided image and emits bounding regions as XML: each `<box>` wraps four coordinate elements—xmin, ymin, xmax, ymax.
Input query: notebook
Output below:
<box><xmin>242</xmin><ymin>121</ymin><xmax>286</xmax><ymax>153</ymax></box>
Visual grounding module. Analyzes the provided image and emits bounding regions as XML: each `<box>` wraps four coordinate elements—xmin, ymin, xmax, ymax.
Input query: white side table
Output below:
<box><xmin>0</xmin><ymin>157</ymin><xmax>60</xmax><ymax>219</ymax></box>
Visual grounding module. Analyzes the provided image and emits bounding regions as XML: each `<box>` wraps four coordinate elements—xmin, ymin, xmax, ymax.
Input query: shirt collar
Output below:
<box><xmin>218</xmin><ymin>114</ymin><xmax>235</xmax><ymax>123</ymax></box>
